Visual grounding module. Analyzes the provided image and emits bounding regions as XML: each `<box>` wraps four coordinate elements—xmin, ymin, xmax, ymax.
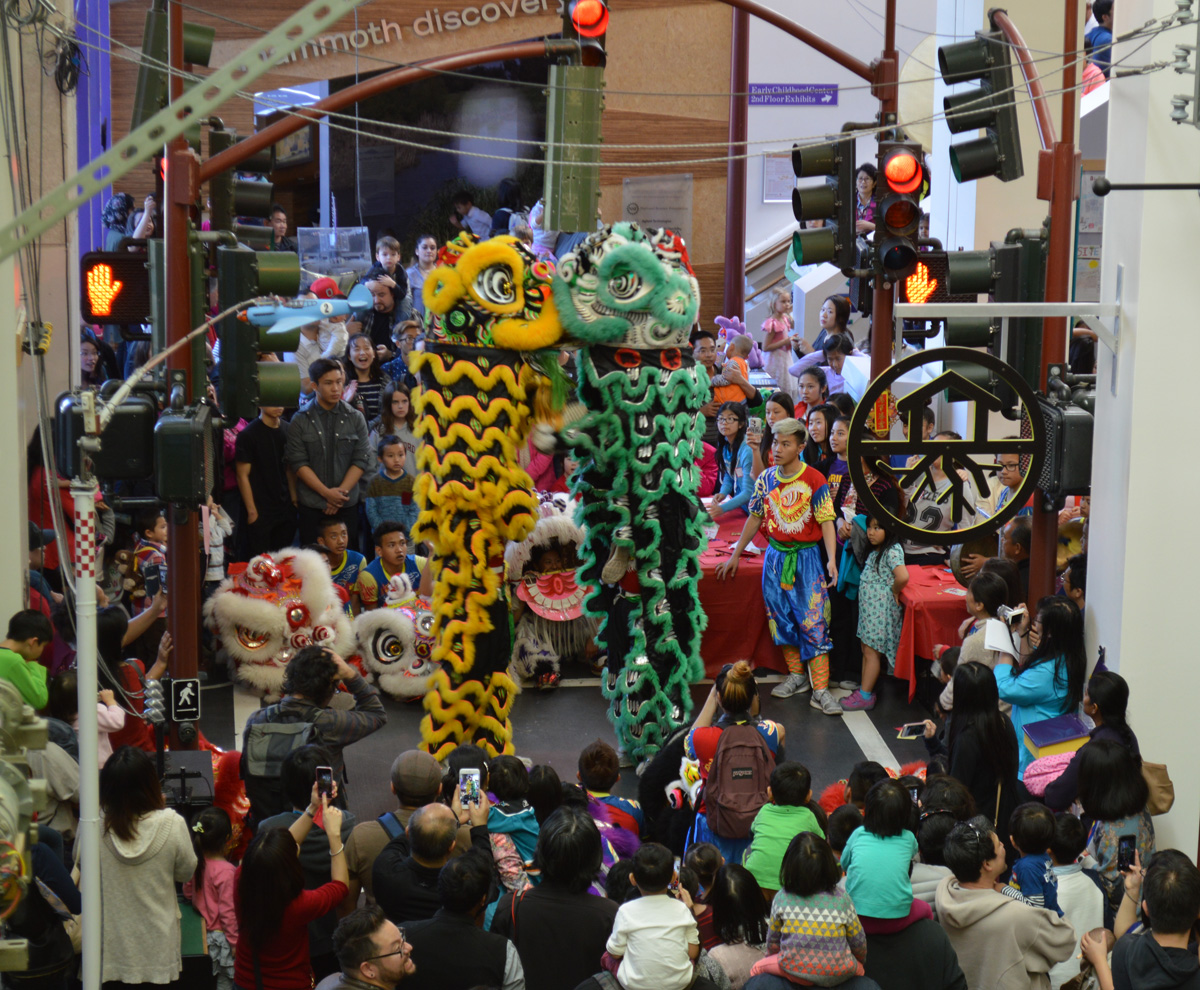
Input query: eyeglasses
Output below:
<box><xmin>716</xmin><ymin>416</ymin><xmax>741</xmax><ymax>424</ymax></box>
<box><xmin>365</xmin><ymin>930</ymin><xmax>408</xmax><ymax>962</ymax></box>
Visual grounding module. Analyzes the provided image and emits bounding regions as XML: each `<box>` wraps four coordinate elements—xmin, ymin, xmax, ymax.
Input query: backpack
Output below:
<box><xmin>704</xmin><ymin>722</ymin><xmax>775</xmax><ymax>839</ymax></box>
<box><xmin>241</xmin><ymin>705</ymin><xmax>317</xmax><ymax>828</ymax></box>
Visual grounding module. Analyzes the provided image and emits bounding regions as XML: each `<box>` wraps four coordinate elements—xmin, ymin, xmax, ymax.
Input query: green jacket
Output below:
<box><xmin>743</xmin><ymin>802</ymin><xmax>824</xmax><ymax>892</ymax></box>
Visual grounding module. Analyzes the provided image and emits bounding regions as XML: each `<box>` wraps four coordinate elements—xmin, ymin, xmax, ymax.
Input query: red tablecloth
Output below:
<box><xmin>697</xmin><ymin>512</ymin><xmax>784</xmax><ymax>677</ymax></box>
<box><xmin>895</xmin><ymin>565</ymin><xmax>970</xmax><ymax>700</ymax></box>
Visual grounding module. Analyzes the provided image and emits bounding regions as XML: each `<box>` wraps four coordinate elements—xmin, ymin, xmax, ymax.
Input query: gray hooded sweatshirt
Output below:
<box><xmin>935</xmin><ymin>874</ymin><xmax>1077</xmax><ymax>990</ymax></box>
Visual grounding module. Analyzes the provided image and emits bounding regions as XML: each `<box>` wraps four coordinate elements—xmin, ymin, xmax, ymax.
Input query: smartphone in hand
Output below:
<box><xmin>459</xmin><ymin>768</ymin><xmax>481</xmax><ymax>806</ymax></box>
<box><xmin>316</xmin><ymin>765</ymin><xmax>334</xmax><ymax>801</ymax></box>
<box><xmin>1117</xmin><ymin>834</ymin><xmax>1137</xmax><ymax>872</ymax></box>
<box><xmin>897</xmin><ymin>722</ymin><xmax>926</xmax><ymax>740</ymax></box>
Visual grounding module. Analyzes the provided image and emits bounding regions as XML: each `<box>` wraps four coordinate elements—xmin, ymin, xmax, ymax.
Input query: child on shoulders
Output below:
<box><xmin>605</xmin><ymin>843</ymin><xmax>700</xmax><ymax>990</ymax></box>
<box><xmin>1007</xmin><ymin>802</ymin><xmax>1062</xmax><ymax>914</ymax></box>
<box><xmin>841</xmin><ymin>779</ymin><xmax>919</xmax><ymax>921</ymax></box>
<box><xmin>752</xmin><ymin>832</ymin><xmax>867</xmax><ymax>986</ymax></box>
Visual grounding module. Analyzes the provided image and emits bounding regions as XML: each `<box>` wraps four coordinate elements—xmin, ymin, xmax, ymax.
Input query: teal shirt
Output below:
<box><xmin>743</xmin><ymin>803</ymin><xmax>825</xmax><ymax>892</ymax></box>
<box><xmin>994</xmin><ymin>657</ymin><xmax>1074</xmax><ymax>778</ymax></box>
<box><xmin>841</xmin><ymin>826</ymin><xmax>918</xmax><ymax>920</ymax></box>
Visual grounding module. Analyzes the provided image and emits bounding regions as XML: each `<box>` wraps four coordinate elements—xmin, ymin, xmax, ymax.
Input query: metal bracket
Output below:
<box><xmin>0</xmin><ymin>0</ymin><xmax>364</xmax><ymax>261</ymax></box>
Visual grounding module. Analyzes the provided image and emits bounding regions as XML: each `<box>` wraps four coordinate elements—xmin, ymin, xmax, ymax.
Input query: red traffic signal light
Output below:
<box><xmin>883</xmin><ymin>149</ymin><xmax>922</xmax><ymax>194</ymax></box>
<box><xmin>569</xmin><ymin>0</ymin><xmax>608</xmax><ymax>38</ymax></box>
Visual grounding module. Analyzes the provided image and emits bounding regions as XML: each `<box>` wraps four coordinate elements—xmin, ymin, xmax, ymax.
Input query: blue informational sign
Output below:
<box><xmin>748</xmin><ymin>84</ymin><xmax>839</xmax><ymax>107</ymax></box>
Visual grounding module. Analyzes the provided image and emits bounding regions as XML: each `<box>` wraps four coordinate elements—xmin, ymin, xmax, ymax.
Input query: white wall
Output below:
<box><xmin>1089</xmin><ymin>0</ymin><xmax>1200</xmax><ymax>855</ymax></box>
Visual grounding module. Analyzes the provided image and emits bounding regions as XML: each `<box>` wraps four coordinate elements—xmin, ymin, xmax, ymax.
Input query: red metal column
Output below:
<box><xmin>723</xmin><ymin>7</ymin><xmax>750</xmax><ymax>317</ymax></box>
<box><xmin>165</xmin><ymin>0</ymin><xmax>200</xmax><ymax>743</ymax></box>
<box><xmin>870</xmin><ymin>0</ymin><xmax>900</xmax><ymax>382</ymax></box>
<box><xmin>1029</xmin><ymin>0</ymin><xmax>1082</xmax><ymax>609</ymax></box>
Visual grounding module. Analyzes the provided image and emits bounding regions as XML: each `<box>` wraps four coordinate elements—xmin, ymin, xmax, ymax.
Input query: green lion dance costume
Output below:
<box><xmin>414</xmin><ymin>232</ymin><xmax>565</xmax><ymax>759</ymax></box>
<box><xmin>546</xmin><ymin>223</ymin><xmax>709</xmax><ymax>761</ymax></box>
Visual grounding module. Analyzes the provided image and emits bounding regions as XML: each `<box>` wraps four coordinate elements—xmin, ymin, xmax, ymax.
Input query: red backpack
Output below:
<box><xmin>704</xmin><ymin>721</ymin><xmax>775</xmax><ymax>839</ymax></box>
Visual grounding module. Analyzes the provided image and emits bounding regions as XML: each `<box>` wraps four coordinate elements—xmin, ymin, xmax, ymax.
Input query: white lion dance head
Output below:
<box><xmin>353</xmin><ymin>575</ymin><xmax>438</xmax><ymax>700</ymax></box>
<box><xmin>505</xmin><ymin>492</ymin><xmax>598</xmax><ymax>687</ymax></box>
<box><xmin>203</xmin><ymin>549</ymin><xmax>354</xmax><ymax>700</ymax></box>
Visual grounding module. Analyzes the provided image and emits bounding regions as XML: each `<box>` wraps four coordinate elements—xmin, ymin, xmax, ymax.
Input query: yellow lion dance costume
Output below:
<box><xmin>412</xmin><ymin>233</ymin><xmax>565</xmax><ymax>758</ymax></box>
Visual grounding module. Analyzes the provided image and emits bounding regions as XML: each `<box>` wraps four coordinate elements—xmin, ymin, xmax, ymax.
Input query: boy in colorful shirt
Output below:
<box><xmin>578</xmin><ymin>739</ymin><xmax>643</xmax><ymax>838</ymax></box>
<box><xmin>364</xmin><ymin>435</ymin><xmax>418</xmax><ymax>537</ymax></box>
<box><xmin>133</xmin><ymin>508</ymin><xmax>168</xmax><ymax>617</ymax></box>
<box><xmin>316</xmin><ymin>518</ymin><xmax>364</xmax><ymax>615</ymax></box>
<box><xmin>717</xmin><ymin>417</ymin><xmax>841</xmax><ymax>715</ymax></box>
<box><xmin>358</xmin><ymin>521</ymin><xmax>427</xmax><ymax>610</ymax></box>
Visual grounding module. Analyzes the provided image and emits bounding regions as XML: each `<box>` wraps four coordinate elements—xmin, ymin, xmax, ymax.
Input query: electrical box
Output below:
<box><xmin>1036</xmin><ymin>396</ymin><xmax>1094</xmax><ymax>500</ymax></box>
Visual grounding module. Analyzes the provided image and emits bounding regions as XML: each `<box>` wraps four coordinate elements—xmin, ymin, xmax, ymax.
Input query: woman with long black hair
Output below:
<box><xmin>922</xmin><ymin>661</ymin><xmax>1022</xmax><ymax>835</ymax></box>
<box><xmin>1044</xmin><ymin>670</ymin><xmax>1140</xmax><ymax>810</ymax></box>
<box><xmin>234</xmin><ymin>791</ymin><xmax>346</xmax><ymax>990</ymax></box>
<box><xmin>710</xmin><ymin>401</ymin><xmax>753</xmax><ymax>520</ymax></box>
<box><xmin>995</xmin><ymin>597</ymin><xmax>1088</xmax><ymax>778</ymax></box>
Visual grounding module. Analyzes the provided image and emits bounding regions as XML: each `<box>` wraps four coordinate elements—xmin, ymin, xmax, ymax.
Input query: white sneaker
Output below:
<box><xmin>771</xmin><ymin>672</ymin><xmax>811</xmax><ymax>698</ymax></box>
<box><xmin>810</xmin><ymin>688</ymin><xmax>845</xmax><ymax>716</ymax></box>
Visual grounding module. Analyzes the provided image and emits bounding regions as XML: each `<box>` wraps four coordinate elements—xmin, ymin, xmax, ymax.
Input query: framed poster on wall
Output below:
<box><xmin>763</xmin><ymin>153</ymin><xmax>793</xmax><ymax>203</ymax></box>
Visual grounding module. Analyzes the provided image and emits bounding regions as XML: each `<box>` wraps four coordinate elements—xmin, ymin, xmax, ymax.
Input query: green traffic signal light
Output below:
<box><xmin>939</xmin><ymin>32</ymin><xmax>1024</xmax><ymax>184</ymax></box>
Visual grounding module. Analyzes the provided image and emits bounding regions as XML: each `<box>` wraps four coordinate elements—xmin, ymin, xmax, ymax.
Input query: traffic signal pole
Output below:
<box><xmin>870</xmin><ymin>0</ymin><xmax>900</xmax><ymax>383</ymax></box>
<box><xmin>993</xmin><ymin>3</ymin><xmax>1082</xmax><ymax>609</ymax></box>
<box><xmin>165</xmin><ymin>0</ymin><xmax>201</xmax><ymax>741</ymax></box>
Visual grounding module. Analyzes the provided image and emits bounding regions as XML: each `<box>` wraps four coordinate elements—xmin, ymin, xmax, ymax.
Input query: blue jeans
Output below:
<box><xmin>745</xmin><ymin>975</ymin><xmax>881</xmax><ymax>990</ymax></box>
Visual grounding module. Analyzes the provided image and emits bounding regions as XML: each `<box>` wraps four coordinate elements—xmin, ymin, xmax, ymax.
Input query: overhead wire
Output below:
<box><xmin>64</xmin><ymin>16</ymin><xmax>1181</xmax><ymax>173</ymax></box>
<box><xmin>61</xmin><ymin>13</ymin><xmax>1189</xmax><ymax>168</ymax></box>
<box><xmin>165</xmin><ymin>0</ymin><xmax>1181</xmax><ymax>100</ymax></box>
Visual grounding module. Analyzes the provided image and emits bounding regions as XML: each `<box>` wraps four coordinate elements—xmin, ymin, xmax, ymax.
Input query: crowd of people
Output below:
<box><xmin>17</xmin><ymin>152</ymin><xmax>1195</xmax><ymax>990</ymax></box>
<box><xmin>1</xmin><ymin>619</ymin><xmax>1191</xmax><ymax>990</ymax></box>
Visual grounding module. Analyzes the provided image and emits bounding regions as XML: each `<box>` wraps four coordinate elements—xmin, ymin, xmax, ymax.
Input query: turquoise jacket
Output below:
<box><xmin>995</xmin><ymin>657</ymin><xmax>1075</xmax><ymax>778</ymax></box>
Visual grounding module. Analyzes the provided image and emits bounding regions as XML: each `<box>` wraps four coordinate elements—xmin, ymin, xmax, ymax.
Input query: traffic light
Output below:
<box><xmin>939</xmin><ymin>30</ymin><xmax>1024</xmax><ymax>184</ymax></box>
<box><xmin>876</xmin><ymin>139</ymin><xmax>925</xmax><ymax>278</ymax></box>
<box><xmin>566</xmin><ymin>0</ymin><xmax>608</xmax><ymax>43</ymax></box>
<box><xmin>209</xmin><ymin>127</ymin><xmax>276</xmax><ymax>247</ymax></box>
<box><xmin>80</xmin><ymin>252</ymin><xmax>153</xmax><ymax>325</ymax></box>
<box><xmin>216</xmin><ymin>245</ymin><xmax>303</xmax><ymax>421</ymax></box>
<box><xmin>942</xmin><ymin>230</ymin><xmax>1047</xmax><ymax>415</ymax></box>
<box><xmin>130</xmin><ymin>8</ymin><xmax>215</xmax><ymax>130</ymax></box>
<box><xmin>155</xmin><ymin>402</ymin><xmax>221</xmax><ymax>506</ymax></box>
<box><xmin>790</xmin><ymin>136</ymin><xmax>856</xmax><ymax>273</ymax></box>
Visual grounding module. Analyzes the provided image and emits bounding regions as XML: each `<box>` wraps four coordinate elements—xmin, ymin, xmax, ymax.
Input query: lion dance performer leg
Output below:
<box><xmin>549</xmin><ymin>224</ymin><xmax>709</xmax><ymax>763</ymax></box>
<box><xmin>413</xmin><ymin>232</ymin><xmax>565</xmax><ymax>758</ymax></box>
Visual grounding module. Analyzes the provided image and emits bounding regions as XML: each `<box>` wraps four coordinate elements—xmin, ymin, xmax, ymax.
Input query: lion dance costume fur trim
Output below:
<box><xmin>203</xmin><ymin>548</ymin><xmax>355</xmax><ymax>701</ymax></box>
<box><xmin>413</xmin><ymin>232</ymin><xmax>565</xmax><ymax>758</ymax></box>
<box><xmin>549</xmin><ymin>223</ymin><xmax>709</xmax><ymax>762</ymax></box>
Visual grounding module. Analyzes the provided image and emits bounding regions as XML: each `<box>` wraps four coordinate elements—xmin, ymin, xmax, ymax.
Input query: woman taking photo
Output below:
<box><xmin>994</xmin><ymin>597</ymin><xmax>1088</xmax><ymax>778</ymax></box>
<box><xmin>685</xmin><ymin>661</ymin><xmax>785</xmax><ymax>862</ymax></box>
<box><xmin>922</xmin><ymin>661</ymin><xmax>1022</xmax><ymax>839</ymax></box>
<box><xmin>1043</xmin><ymin>670</ymin><xmax>1140</xmax><ymax>811</ymax></box>
<box><xmin>1077</xmin><ymin>739</ymin><xmax>1155</xmax><ymax>920</ymax></box>
<box><xmin>747</xmin><ymin>391</ymin><xmax>794</xmax><ymax>477</ymax></box>
<box><xmin>100</xmin><ymin>747</ymin><xmax>198</xmax><ymax>990</ymax></box>
<box><xmin>234</xmin><ymin>787</ymin><xmax>346</xmax><ymax>990</ymax></box>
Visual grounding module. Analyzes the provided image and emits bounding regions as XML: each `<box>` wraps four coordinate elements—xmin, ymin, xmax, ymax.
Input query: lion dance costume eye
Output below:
<box><xmin>549</xmin><ymin>223</ymin><xmax>709</xmax><ymax>763</ymax></box>
<box><xmin>413</xmin><ymin>233</ymin><xmax>566</xmax><ymax>758</ymax></box>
